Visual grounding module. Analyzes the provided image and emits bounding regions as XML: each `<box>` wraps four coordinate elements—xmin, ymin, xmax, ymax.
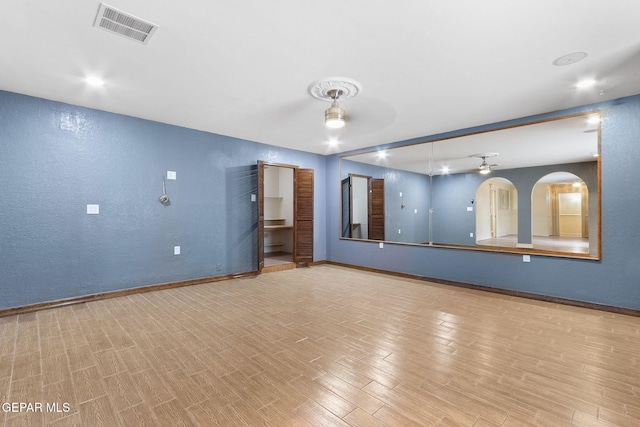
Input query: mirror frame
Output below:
<box><xmin>338</xmin><ymin>112</ymin><xmax>602</xmax><ymax>260</ymax></box>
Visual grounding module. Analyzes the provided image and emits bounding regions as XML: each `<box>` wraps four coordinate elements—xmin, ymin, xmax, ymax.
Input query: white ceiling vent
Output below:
<box><xmin>93</xmin><ymin>3</ymin><xmax>158</xmax><ymax>44</ymax></box>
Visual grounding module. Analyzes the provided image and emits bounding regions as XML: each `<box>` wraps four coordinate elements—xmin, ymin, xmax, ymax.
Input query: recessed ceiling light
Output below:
<box><xmin>377</xmin><ymin>150</ymin><xmax>387</xmax><ymax>159</ymax></box>
<box><xmin>326</xmin><ymin>138</ymin><xmax>340</xmax><ymax>148</ymax></box>
<box><xmin>587</xmin><ymin>115</ymin><xmax>600</xmax><ymax>125</ymax></box>
<box><xmin>441</xmin><ymin>166</ymin><xmax>450</xmax><ymax>174</ymax></box>
<box><xmin>85</xmin><ymin>76</ymin><xmax>105</xmax><ymax>87</ymax></box>
<box><xmin>553</xmin><ymin>52</ymin><xmax>588</xmax><ymax>66</ymax></box>
<box><xmin>576</xmin><ymin>79</ymin><xmax>596</xmax><ymax>89</ymax></box>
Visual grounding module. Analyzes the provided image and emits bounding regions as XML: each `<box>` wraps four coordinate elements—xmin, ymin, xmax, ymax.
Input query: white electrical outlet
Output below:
<box><xmin>398</xmin><ymin>229</ymin><xmax>402</xmax><ymax>234</ymax></box>
<box><xmin>414</xmin><ymin>209</ymin><xmax>418</xmax><ymax>214</ymax></box>
<box><xmin>523</xmin><ymin>255</ymin><xmax>531</xmax><ymax>263</ymax></box>
<box><xmin>467</xmin><ymin>206</ymin><xmax>473</xmax><ymax>212</ymax></box>
<box><xmin>251</xmin><ymin>194</ymin><xmax>256</xmax><ymax>202</ymax></box>
<box><xmin>174</xmin><ymin>246</ymin><xmax>181</xmax><ymax>255</ymax></box>
<box><xmin>470</xmin><ymin>232</ymin><xmax>474</xmax><ymax>238</ymax></box>
<box><xmin>379</xmin><ymin>242</ymin><xmax>384</xmax><ymax>249</ymax></box>
<box><xmin>87</xmin><ymin>204</ymin><xmax>100</xmax><ymax>215</ymax></box>
<box><xmin>167</xmin><ymin>171</ymin><xmax>176</xmax><ymax>180</ymax></box>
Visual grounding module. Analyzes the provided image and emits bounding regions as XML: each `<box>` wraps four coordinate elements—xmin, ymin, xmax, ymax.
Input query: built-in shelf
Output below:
<box><xmin>265</xmin><ymin>218</ymin><xmax>292</xmax><ymax>230</ymax></box>
<box><xmin>264</xmin><ymin>166</ymin><xmax>294</xmax><ymax>255</ymax></box>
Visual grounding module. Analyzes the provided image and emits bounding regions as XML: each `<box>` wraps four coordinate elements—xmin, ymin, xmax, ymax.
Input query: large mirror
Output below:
<box><xmin>340</xmin><ymin>113</ymin><xmax>601</xmax><ymax>259</ymax></box>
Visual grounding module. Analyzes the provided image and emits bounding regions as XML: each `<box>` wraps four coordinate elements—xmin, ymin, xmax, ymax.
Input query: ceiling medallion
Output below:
<box><xmin>308</xmin><ymin>77</ymin><xmax>362</xmax><ymax>101</ymax></box>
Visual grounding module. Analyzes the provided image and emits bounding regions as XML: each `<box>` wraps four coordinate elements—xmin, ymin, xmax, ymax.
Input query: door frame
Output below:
<box><xmin>257</xmin><ymin>161</ymin><xmax>314</xmax><ymax>271</ymax></box>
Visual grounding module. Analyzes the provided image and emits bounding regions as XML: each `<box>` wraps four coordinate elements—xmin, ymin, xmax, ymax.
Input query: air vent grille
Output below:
<box><xmin>94</xmin><ymin>3</ymin><xmax>158</xmax><ymax>44</ymax></box>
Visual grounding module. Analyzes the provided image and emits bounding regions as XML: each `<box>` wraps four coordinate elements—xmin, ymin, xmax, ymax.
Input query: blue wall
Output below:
<box><xmin>327</xmin><ymin>95</ymin><xmax>640</xmax><ymax>310</ymax></box>
<box><xmin>0</xmin><ymin>91</ymin><xmax>326</xmax><ymax>310</ymax></box>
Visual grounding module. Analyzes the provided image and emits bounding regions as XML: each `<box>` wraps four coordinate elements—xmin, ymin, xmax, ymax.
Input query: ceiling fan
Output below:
<box><xmin>470</xmin><ymin>153</ymin><xmax>499</xmax><ymax>174</ymax></box>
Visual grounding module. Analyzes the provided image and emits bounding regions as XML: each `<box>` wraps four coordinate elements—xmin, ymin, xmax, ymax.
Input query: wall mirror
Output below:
<box><xmin>340</xmin><ymin>113</ymin><xmax>601</xmax><ymax>259</ymax></box>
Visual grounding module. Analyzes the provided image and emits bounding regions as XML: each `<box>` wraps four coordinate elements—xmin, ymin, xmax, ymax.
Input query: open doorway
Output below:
<box><xmin>531</xmin><ymin>172</ymin><xmax>590</xmax><ymax>254</ymax></box>
<box><xmin>257</xmin><ymin>162</ymin><xmax>314</xmax><ymax>272</ymax></box>
<box><xmin>475</xmin><ymin>178</ymin><xmax>518</xmax><ymax>247</ymax></box>
<box><xmin>263</xmin><ymin>164</ymin><xmax>294</xmax><ymax>269</ymax></box>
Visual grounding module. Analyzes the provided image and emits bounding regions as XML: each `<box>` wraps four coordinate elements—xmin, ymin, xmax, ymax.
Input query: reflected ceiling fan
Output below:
<box><xmin>470</xmin><ymin>153</ymin><xmax>499</xmax><ymax>174</ymax></box>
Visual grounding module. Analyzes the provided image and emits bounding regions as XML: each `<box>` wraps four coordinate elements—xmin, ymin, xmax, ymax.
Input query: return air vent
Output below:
<box><xmin>93</xmin><ymin>3</ymin><xmax>158</xmax><ymax>44</ymax></box>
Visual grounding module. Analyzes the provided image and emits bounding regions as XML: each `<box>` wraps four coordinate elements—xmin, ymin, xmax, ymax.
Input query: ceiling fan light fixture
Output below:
<box><xmin>325</xmin><ymin>99</ymin><xmax>346</xmax><ymax>129</ymax></box>
<box><xmin>471</xmin><ymin>153</ymin><xmax>499</xmax><ymax>174</ymax></box>
<box><xmin>479</xmin><ymin>159</ymin><xmax>492</xmax><ymax>174</ymax></box>
<box><xmin>308</xmin><ymin>78</ymin><xmax>361</xmax><ymax>129</ymax></box>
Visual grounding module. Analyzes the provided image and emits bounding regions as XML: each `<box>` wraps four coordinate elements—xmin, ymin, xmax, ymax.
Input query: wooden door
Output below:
<box><xmin>368</xmin><ymin>178</ymin><xmax>385</xmax><ymax>241</ymax></box>
<box><xmin>341</xmin><ymin>177</ymin><xmax>351</xmax><ymax>237</ymax></box>
<box><xmin>257</xmin><ymin>161</ymin><xmax>265</xmax><ymax>272</ymax></box>
<box><xmin>294</xmin><ymin>168</ymin><xmax>314</xmax><ymax>263</ymax></box>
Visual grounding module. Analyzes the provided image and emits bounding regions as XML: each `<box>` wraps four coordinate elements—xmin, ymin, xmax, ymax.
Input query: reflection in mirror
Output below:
<box><xmin>340</xmin><ymin>113</ymin><xmax>601</xmax><ymax>258</ymax></box>
<box><xmin>475</xmin><ymin>178</ymin><xmax>518</xmax><ymax>247</ymax></box>
<box><xmin>342</xmin><ymin>174</ymin><xmax>386</xmax><ymax>240</ymax></box>
<box><xmin>531</xmin><ymin>172</ymin><xmax>593</xmax><ymax>255</ymax></box>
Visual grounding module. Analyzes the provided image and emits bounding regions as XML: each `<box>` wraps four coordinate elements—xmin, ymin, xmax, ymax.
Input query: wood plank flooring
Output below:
<box><xmin>1</xmin><ymin>265</ymin><xmax>639</xmax><ymax>426</ymax></box>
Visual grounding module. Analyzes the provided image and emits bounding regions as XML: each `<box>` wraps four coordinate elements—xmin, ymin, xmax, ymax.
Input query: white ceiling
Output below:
<box><xmin>1</xmin><ymin>1</ymin><xmax>639</xmax><ymax>155</ymax></box>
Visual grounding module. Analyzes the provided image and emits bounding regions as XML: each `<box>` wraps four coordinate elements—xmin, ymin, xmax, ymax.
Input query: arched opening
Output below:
<box><xmin>475</xmin><ymin>178</ymin><xmax>518</xmax><ymax>247</ymax></box>
<box><xmin>531</xmin><ymin>172</ymin><xmax>589</xmax><ymax>254</ymax></box>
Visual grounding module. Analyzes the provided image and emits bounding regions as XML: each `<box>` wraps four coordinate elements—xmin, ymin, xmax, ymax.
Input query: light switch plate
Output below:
<box><xmin>167</xmin><ymin>171</ymin><xmax>176</xmax><ymax>180</ymax></box>
<box><xmin>379</xmin><ymin>242</ymin><xmax>384</xmax><ymax>249</ymax></box>
<box><xmin>174</xmin><ymin>245</ymin><xmax>181</xmax><ymax>255</ymax></box>
<box><xmin>251</xmin><ymin>194</ymin><xmax>256</xmax><ymax>202</ymax></box>
<box><xmin>523</xmin><ymin>255</ymin><xmax>531</xmax><ymax>263</ymax></box>
<box><xmin>467</xmin><ymin>206</ymin><xmax>473</xmax><ymax>212</ymax></box>
<box><xmin>87</xmin><ymin>204</ymin><xmax>99</xmax><ymax>215</ymax></box>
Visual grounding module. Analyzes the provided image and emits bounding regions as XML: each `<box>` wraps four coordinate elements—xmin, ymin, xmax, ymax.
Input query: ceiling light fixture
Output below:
<box><xmin>479</xmin><ymin>159</ymin><xmax>492</xmax><ymax>175</ymax></box>
<box><xmin>587</xmin><ymin>115</ymin><xmax>600</xmax><ymax>125</ymax></box>
<box><xmin>325</xmin><ymin>89</ymin><xmax>346</xmax><ymax>129</ymax></box>
<box><xmin>308</xmin><ymin>77</ymin><xmax>362</xmax><ymax>129</ymax></box>
<box><xmin>85</xmin><ymin>76</ymin><xmax>105</xmax><ymax>87</ymax></box>
<box><xmin>576</xmin><ymin>78</ymin><xmax>596</xmax><ymax>89</ymax></box>
<box><xmin>471</xmin><ymin>153</ymin><xmax>499</xmax><ymax>175</ymax></box>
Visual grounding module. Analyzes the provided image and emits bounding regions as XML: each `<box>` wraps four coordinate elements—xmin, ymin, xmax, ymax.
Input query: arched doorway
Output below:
<box><xmin>475</xmin><ymin>178</ymin><xmax>518</xmax><ymax>247</ymax></box>
<box><xmin>531</xmin><ymin>172</ymin><xmax>589</xmax><ymax>254</ymax></box>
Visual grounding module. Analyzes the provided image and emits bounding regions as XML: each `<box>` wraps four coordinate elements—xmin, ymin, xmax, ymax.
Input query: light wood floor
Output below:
<box><xmin>477</xmin><ymin>234</ymin><xmax>590</xmax><ymax>254</ymax></box>
<box><xmin>1</xmin><ymin>265</ymin><xmax>639</xmax><ymax>426</ymax></box>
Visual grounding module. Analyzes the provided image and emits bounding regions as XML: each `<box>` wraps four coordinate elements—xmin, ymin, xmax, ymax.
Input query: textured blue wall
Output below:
<box><xmin>327</xmin><ymin>95</ymin><xmax>640</xmax><ymax>310</ymax></box>
<box><xmin>0</xmin><ymin>91</ymin><xmax>326</xmax><ymax>310</ymax></box>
